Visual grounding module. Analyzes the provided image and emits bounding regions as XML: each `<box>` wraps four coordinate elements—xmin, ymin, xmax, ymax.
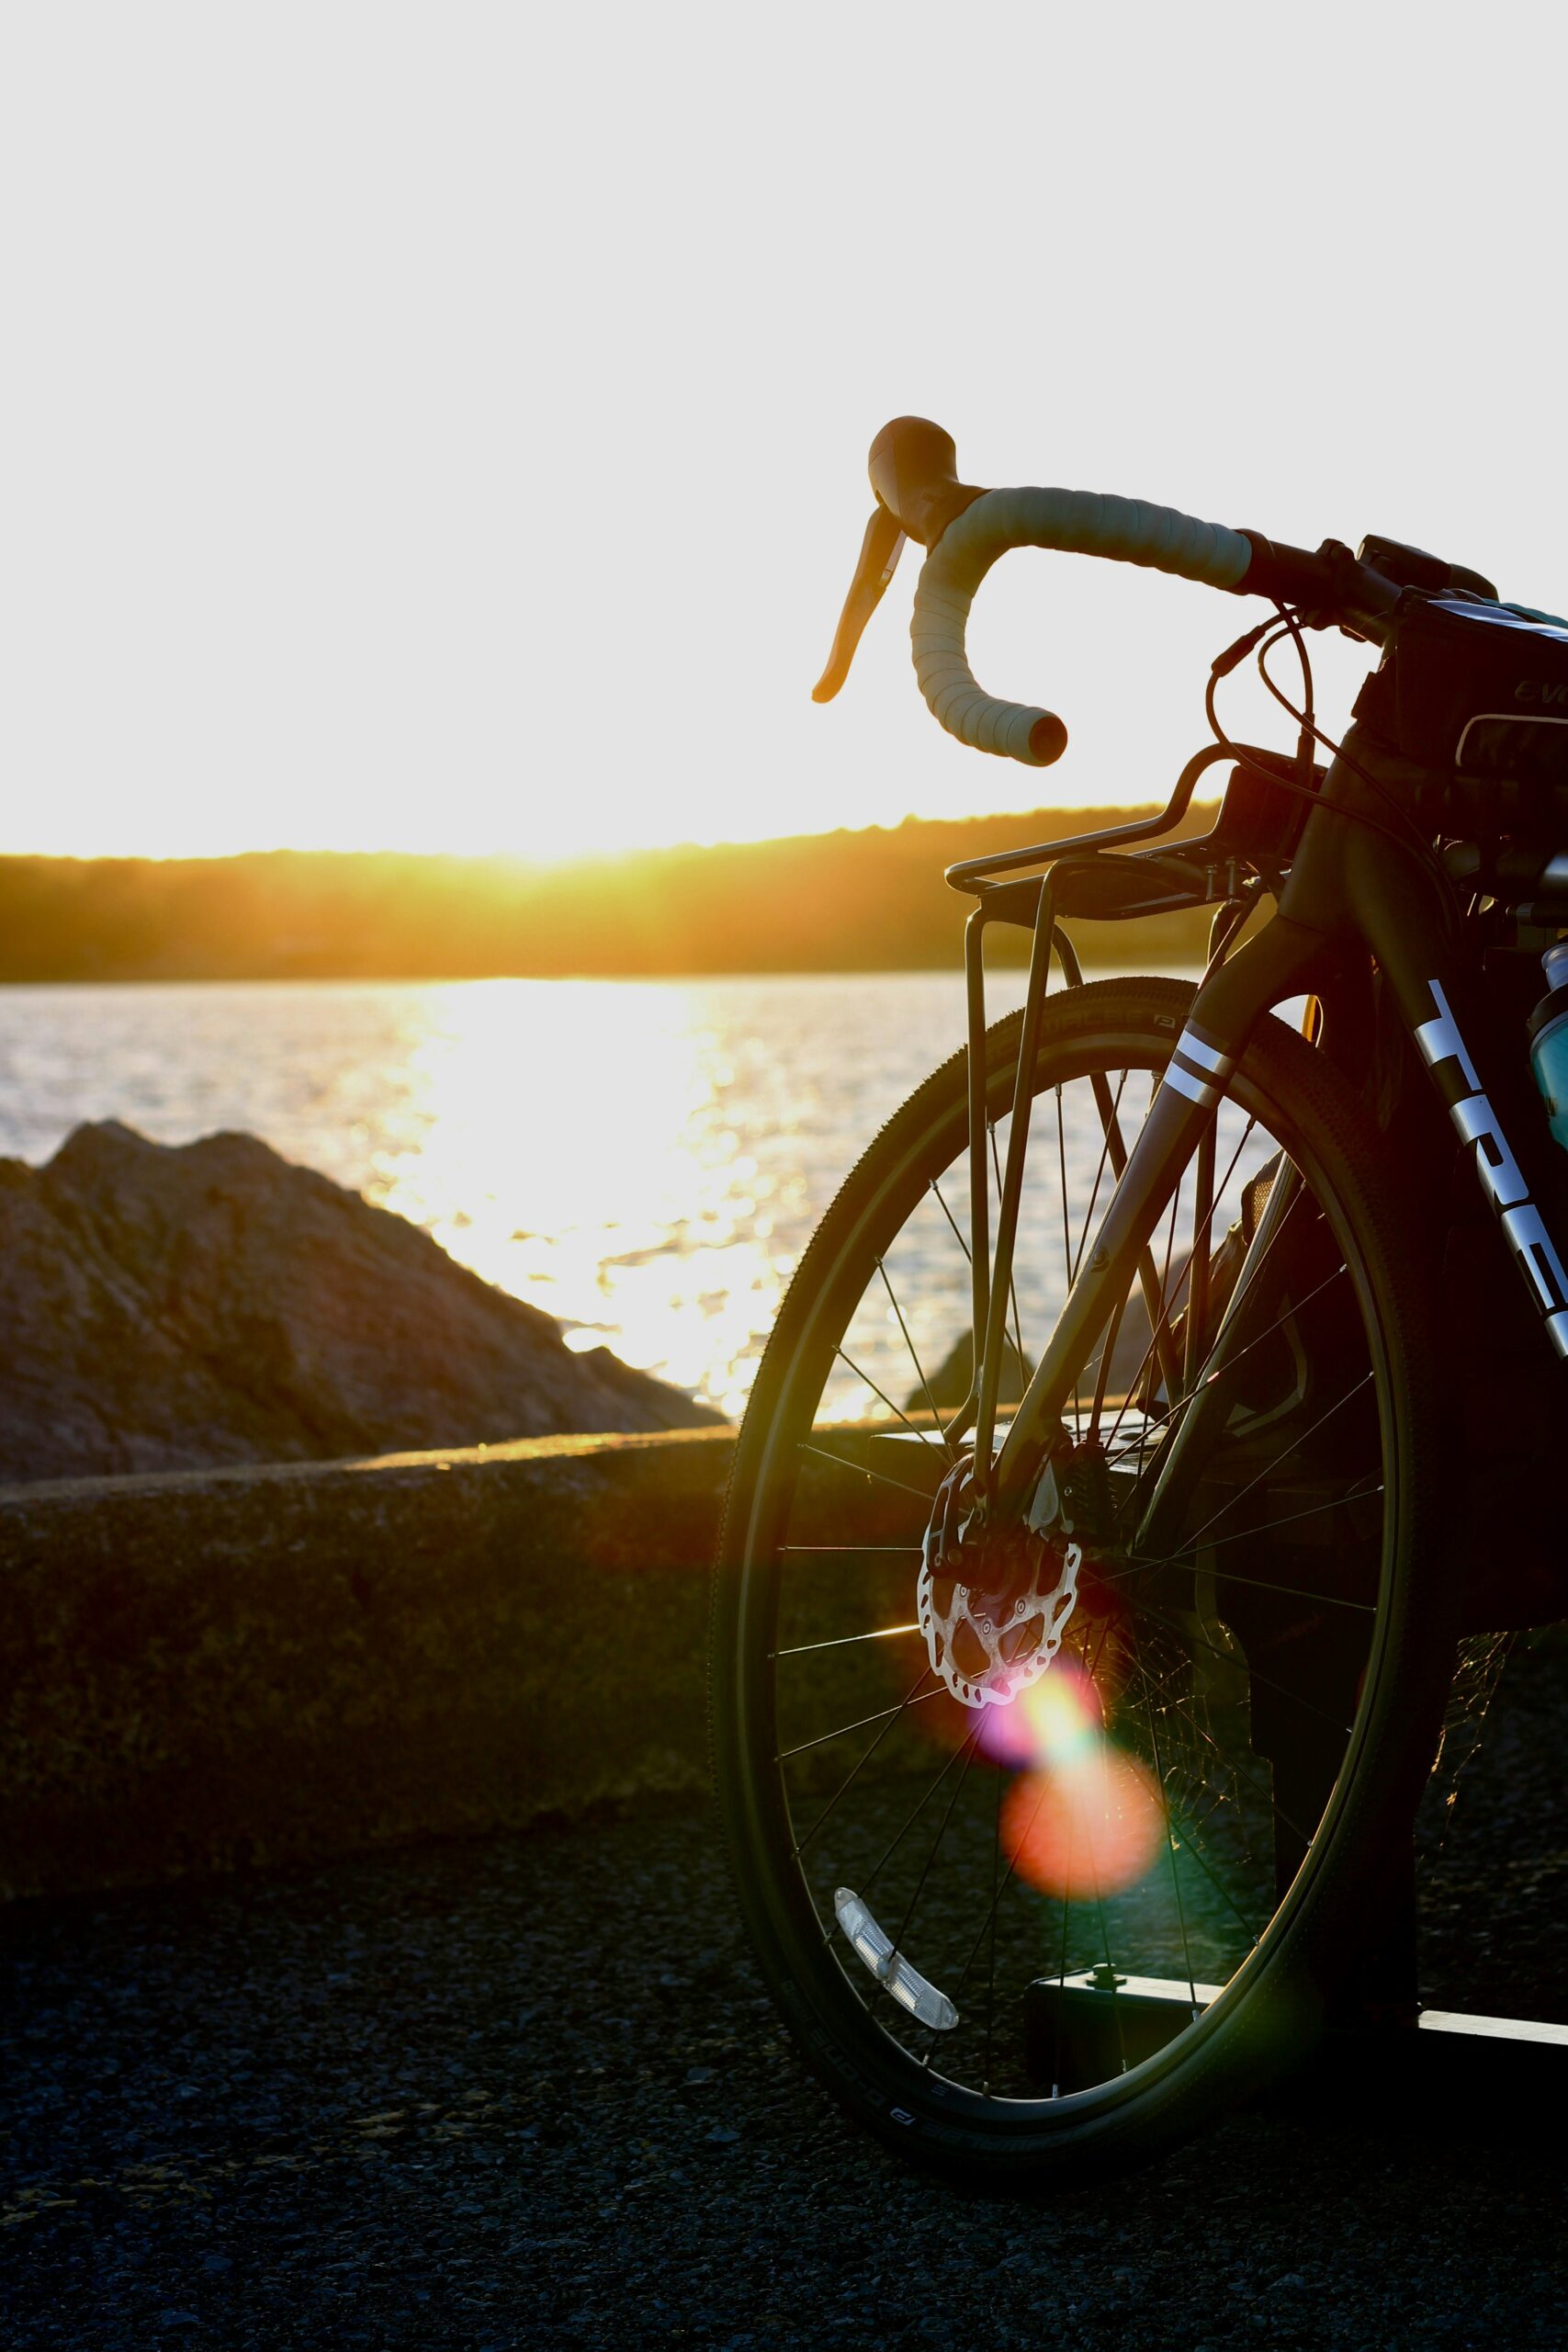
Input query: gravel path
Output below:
<box><xmin>4</xmin><ymin>1645</ymin><xmax>1567</xmax><ymax>2350</ymax></box>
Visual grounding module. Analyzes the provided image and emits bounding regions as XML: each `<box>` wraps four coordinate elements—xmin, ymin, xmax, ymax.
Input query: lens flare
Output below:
<box><xmin>975</xmin><ymin>1651</ymin><xmax>1104</xmax><ymax>1769</ymax></box>
<box><xmin>1001</xmin><ymin>1746</ymin><xmax>1165</xmax><ymax>1900</ymax></box>
<box><xmin>990</xmin><ymin>1658</ymin><xmax>1166</xmax><ymax>1901</ymax></box>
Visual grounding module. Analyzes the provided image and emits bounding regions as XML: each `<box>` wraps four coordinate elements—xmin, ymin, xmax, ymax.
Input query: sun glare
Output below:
<box><xmin>351</xmin><ymin>978</ymin><xmax>802</xmax><ymax>1418</ymax></box>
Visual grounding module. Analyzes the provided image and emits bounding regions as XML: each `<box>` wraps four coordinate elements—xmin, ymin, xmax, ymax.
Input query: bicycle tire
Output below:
<box><xmin>710</xmin><ymin>976</ymin><xmax>1455</xmax><ymax>2188</ymax></box>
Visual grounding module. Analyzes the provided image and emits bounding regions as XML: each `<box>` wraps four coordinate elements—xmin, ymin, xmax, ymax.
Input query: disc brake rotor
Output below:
<box><xmin>918</xmin><ymin>1456</ymin><xmax>1083</xmax><ymax>1710</ymax></box>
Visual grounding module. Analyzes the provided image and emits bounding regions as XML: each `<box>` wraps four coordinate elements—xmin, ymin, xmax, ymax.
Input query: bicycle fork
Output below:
<box><xmin>966</xmin><ymin>899</ymin><xmax>1324</xmax><ymax>1526</ymax></box>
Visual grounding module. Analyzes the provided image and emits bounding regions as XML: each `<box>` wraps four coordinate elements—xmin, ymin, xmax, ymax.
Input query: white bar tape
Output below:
<box><xmin>911</xmin><ymin>487</ymin><xmax>1253</xmax><ymax>767</ymax></box>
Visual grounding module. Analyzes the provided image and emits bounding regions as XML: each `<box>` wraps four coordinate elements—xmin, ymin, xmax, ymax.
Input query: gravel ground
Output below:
<box><xmin>4</xmin><ymin>1645</ymin><xmax>1567</xmax><ymax>2351</ymax></box>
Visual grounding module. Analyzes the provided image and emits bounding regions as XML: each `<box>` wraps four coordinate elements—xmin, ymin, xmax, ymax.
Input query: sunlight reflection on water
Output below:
<box><xmin>0</xmin><ymin>969</ymin><xmax>1201</xmax><ymax>1418</ymax></box>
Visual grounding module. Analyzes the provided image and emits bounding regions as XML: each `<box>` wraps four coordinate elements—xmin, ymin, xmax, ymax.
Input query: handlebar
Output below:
<box><xmin>815</xmin><ymin>416</ymin><xmax>1417</xmax><ymax>769</ymax></box>
<box><xmin>912</xmin><ymin>483</ymin><xmax>1255</xmax><ymax>766</ymax></box>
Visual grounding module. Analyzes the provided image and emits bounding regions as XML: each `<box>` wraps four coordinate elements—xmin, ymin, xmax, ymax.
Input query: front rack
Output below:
<box><xmin>946</xmin><ymin>739</ymin><xmax>1317</xmax><ymax>925</ymax></box>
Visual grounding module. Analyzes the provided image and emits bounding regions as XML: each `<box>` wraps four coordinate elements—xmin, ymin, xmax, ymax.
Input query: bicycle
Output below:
<box><xmin>709</xmin><ymin>417</ymin><xmax>1568</xmax><ymax>2188</ymax></box>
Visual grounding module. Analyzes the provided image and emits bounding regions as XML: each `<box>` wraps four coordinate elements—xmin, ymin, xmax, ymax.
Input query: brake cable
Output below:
<box><xmin>1205</xmin><ymin>615</ymin><xmax>1441</xmax><ymax>864</ymax></box>
<box><xmin>1205</xmin><ymin>609</ymin><xmax>1467</xmax><ymax>952</ymax></box>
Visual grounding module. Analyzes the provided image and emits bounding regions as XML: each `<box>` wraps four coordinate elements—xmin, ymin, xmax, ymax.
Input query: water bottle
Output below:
<box><xmin>1528</xmin><ymin>939</ymin><xmax>1568</xmax><ymax>1151</ymax></box>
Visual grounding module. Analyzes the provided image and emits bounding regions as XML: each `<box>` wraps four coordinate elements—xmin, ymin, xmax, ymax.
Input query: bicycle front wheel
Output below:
<box><xmin>710</xmin><ymin>976</ymin><xmax>1453</xmax><ymax>2187</ymax></box>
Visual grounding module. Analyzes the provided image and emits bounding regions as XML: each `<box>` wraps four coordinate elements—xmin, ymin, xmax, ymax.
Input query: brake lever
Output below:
<box><xmin>811</xmin><ymin>507</ymin><xmax>906</xmax><ymax>703</ymax></box>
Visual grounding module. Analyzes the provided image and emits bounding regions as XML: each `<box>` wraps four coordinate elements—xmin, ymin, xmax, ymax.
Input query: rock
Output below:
<box><xmin>914</xmin><ymin>1331</ymin><xmax>1033</xmax><ymax>1409</ymax></box>
<box><xmin>0</xmin><ymin>1121</ymin><xmax>718</xmax><ymax>1482</ymax></box>
<box><xmin>914</xmin><ymin>1291</ymin><xmax>1169</xmax><ymax>1418</ymax></box>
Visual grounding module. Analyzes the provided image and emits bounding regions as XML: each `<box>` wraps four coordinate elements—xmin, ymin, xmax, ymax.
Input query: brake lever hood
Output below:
<box><xmin>811</xmin><ymin>507</ymin><xmax>906</xmax><ymax>703</ymax></box>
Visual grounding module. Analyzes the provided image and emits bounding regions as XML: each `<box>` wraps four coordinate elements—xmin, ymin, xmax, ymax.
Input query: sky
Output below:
<box><xmin>3</xmin><ymin>4</ymin><xmax>1566</xmax><ymax>863</ymax></box>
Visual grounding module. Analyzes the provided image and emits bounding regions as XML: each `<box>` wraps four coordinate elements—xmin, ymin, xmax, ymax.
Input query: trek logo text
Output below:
<box><xmin>1416</xmin><ymin>978</ymin><xmax>1568</xmax><ymax>1358</ymax></box>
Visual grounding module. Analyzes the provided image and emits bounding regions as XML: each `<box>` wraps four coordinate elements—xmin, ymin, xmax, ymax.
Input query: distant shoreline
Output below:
<box><xmin>0</xmin><ymin>802</ymin><xmax>1221</xmax><ymax>983</ymax></box>
<box><xmin>0</xmin><ymin>945</ymin><xmax>1205</xmax><ymax>986</ymax></box>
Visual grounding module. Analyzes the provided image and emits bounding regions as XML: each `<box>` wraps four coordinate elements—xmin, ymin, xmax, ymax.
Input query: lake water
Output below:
<box><xmin>0</xmin><ymin>969</ymin><xmax>1220</xmax><ymax>1419</ymax></box>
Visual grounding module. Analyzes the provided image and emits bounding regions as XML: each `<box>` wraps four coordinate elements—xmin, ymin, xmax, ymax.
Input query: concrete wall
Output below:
<box><xmin>0</xmin><ymin>1428</ymin><xmax>742</xmax><ymax>1904</ymax></box>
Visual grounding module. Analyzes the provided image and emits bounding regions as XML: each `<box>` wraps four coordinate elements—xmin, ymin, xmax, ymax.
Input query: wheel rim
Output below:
<box><xmin>728</xmin><ymin>1011</ymin><xmax>1405</xmax><ymax>2126</ymax></box>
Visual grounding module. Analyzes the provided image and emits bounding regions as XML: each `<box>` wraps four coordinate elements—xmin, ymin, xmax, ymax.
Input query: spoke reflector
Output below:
<box><xmin>833</xmin><ymin>1888</ymin><xmax>959</xmax><ymax>2030</ymax></box>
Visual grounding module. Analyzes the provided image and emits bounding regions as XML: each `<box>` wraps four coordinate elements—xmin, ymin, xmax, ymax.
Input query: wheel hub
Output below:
<box><xmin>918</xmin><ymin>1453</ymin><xmax>1084</xmax><ymax>1710</ymax></box>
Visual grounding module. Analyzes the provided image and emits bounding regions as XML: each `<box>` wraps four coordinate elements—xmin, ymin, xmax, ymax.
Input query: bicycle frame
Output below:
<box><xmin>964</xmin><ymin>723</ymin><xmax>1568</xmax><ymax>1527</ymax></box>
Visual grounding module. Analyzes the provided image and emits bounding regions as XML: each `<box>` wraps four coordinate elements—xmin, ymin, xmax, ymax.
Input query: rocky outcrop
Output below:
<box><xmin>916</xmin><ymin>1307</ymin><xmax>1156</xmax><ymax>1413</ymax></box>
<box><xmin>0</xmin><ymin>1122</ymin><xmax>717</xmax><ymax>1482</ymax></box>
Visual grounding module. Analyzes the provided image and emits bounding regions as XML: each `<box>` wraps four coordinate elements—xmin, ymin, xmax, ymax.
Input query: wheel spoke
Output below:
<box><xmin>1131</xmin><ymin>1617</ymin><xmax>1200</xmax><ymax>2005</ymax></box>
<box><xmin>931</xmin><ymin>1177</ymin><xmax>972</xmax><ymax>1263</ymax></box>
<box><xmin>867</xmin><ymin>1733</ymin><xmax>981</xmax><ymax>2027</ymax></box>
<box><xmin>1127</xmin><ymin>1162</ymin><xmax>1313</xmax><ymax>1503</ymax></box>
<box><xmin>983</xmin><ymin>1762</ymin><xmax>1003</xmax><ymax>2092</ymax></box>
<box><xmin>1110</xmin><ymin>1554</ymin><xmax>1377</xmax><ymax>1615</ymax></box>
<box><xmin>1117</xmin><ymin>1635</ymin><xmax>1322</xmax><ymax>1857</ymax></box>
<box><xmin>797</xmin><ymin>1442</ymin><xmax>940</xmax><ymax>1505</ymax></box>
<box><xmin>1150</xmin><ymin>1790</ymin><xmax>1266</xmax><ymax>1949</ymax></box>
<box><xmin>779</xmin><ymin>1544</ymin><xmax>923</xmax><ymax>1555</ymax></box>
<box><xmin>1169</xmin><ymin>1372</ymin><xmax>1375</xmax><ymax>1555</ymax></box>
<box><xmin>777</xmin><ymin>1679</ymin><xmax>946</xmax><ymax>1762</ymax></box>
<box><xmin>1070</xmin><ymin>1069</ymin><xmax>1130</xmax><ymax>1284</ymax></box>
<box><xmin>774</xmin><ymin>1622</ymin><xmax>921</xmax><ymax>1658</ymax></box>
<box><xmin>875</xmin><ymin>1257</ymin><xmax>955</xmax><ymax>1458</ymax></box>
<box><xmin>1109</xmin><ymin>1111</ymin><xmax>1262</xmax><ymax>1460</ymax></box>
<box><xmin>1108</xmin><ymin>1184</ymin><xmax>1187</xmax><ymax>1460</ymax></box>
<box><xmin>834</xmin><ymin>1346</ymin><xmax>948</xmax><ymax>1458</ymax></box>
<box><xmin>1116</xmin><ymin>1585</ymin><xmax>1358</xmax><ymax>1738</ymax></box>
<box><xmin>859</xmin><ymin>1723</ymin><xmax>982</xmax><ymax>1891</ymax></box>
<box><xmin>1125</xmin><ymin>1261</ymin><xmax>1349</xmax><ymax>1464</ymax></box>
<box><xmin>792</xmin><ymin>1663</ymin><xmax>941</xmax><ymax>1858</ymax></box>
